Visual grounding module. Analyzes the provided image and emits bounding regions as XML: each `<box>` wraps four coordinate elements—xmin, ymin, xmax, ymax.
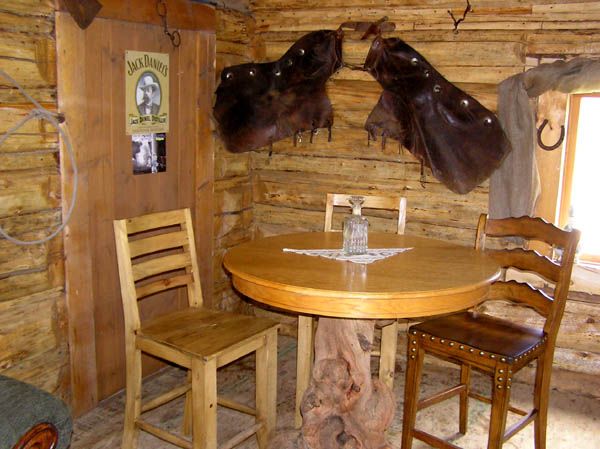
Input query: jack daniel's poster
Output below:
<box><xmin>125</xmin><ymin>50</ymin><xmax>169</xmax><ymax>135</ymax></box>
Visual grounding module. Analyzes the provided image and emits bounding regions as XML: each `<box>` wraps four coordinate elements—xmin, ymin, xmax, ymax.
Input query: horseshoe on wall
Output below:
<box><xmin>537</xmin><ymin>119</ymin><xmax>566</xmax><ymax>151</ymax></box>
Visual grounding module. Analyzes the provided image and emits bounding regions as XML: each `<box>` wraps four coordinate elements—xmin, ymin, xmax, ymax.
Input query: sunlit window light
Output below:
<box><xmin>569</xmin><ymin>96</ymin><xmax>600</xmax><ymax>259</ymax></box>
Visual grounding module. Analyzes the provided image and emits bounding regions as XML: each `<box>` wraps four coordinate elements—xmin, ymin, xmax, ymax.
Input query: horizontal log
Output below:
<box><xmin>254</xmin><ymin>7</ymin><xmax>586</xmax><ymax>33</ymax></box>
<box><xmin>0</xmin><ymin>171</ymin><xmax>61</xmax><ymax>216</ymax></box>
<box><xmin>1</xmin><ymin>0</ymin><xmax>54</xmax><ymax>16</ymax></box>
<box><xmin>0</xmin><ymin>289</ymin><xmax>62</xmax><ymax>366</ymax></box>
<box><xmin>0</xmin><ymin>209</ymin><xmax>61</xmax><ymax>235</ymax></box>
<box><xmin>252</xmin><ymin>150</ymin><xmax>423</xmax><ymax>183</ymax></box>
<box><xmin>527</xmin><ymin>41</ymin><xmax>600</xmax><ymax>56</ymax></box>
<box><xmin>2</xmin><ymin>345</ymin><xmax>69</xmax><ymax>396</ymax></box>
<box><xmin>327</xmin><ymin>79</ymin><xmax>499</xmax><ymax>113</ymax></box>
<box><xmin>0</xmin><ymin>150</ymin><xmax>58</xmax><ymax>171</ymax></box>
<box><xmin>0</xmin><ymin>32</ymin><xmax>51</xmax><ymax>61</ymax></box>
<box><xmin>540</xmin><ymin>20</ymin><xmax>600</xmax><ymax>30</ymax></box>
<box><xmin>533</xmin><ymin>2</ymin><xmax>600</xmax><ymax>13</ymax></box>
<box><xmin>216</xmin><ymin>10</ymin><xmax>251</xmax><ymax>43</ymax></box>
<box><xmin>217</xmin><ymin>40</ymin><xmax>252</xmax><ymax>57</ymax></box>
<box><xmin>214</xmin><ymin>208</ymin><xmax>253</xmax><ymax>240</ymax></box>
<box><xmin>259</xmin><ymin>29</ymin><xmax>526</xmax><ymax>44</ymax></box>
<box><xmin>0</xmin><ymin>87</ymin><xmax>56</xmax><ymax>104</ymax></box>
<box><xmin>331</xmin><ymin>65</ymin><xmax>519</xmax><ymax>87</ymax></box>
<box><xmin>553</xmin><ymin>347</ymin><xmax>600</xmax><ymax>375</ymax></box>
<box><xmin>251</xmin><ymin>0</ymin><xmax>575</xmax><ymax>10</ymax></box>
<box><xmin>0</xmin><ymin>286</ymin><xmax>68</xmax><ymax>395</ymax></box>
<box><xmin>254</xmin><ymin>177</ymin><xmax>486</xmax><ymax>227</ymax></box>
<box><xmin>0</xmin><ymin>59</ymin><xmax>55</xmax><ymax>89</ymax></box>
<box><xmin>0</xmin><ymin>11</ymin><xmax>54</xmax><ymax>34</ymax></box>
<box><xmin>0</xmin><ymin>268</ymin><xmax>52</xmax><ymax>300</ymax></box>
<box><xmin>254</xmin><ymin>167</ymin><xmax>488</xmax><ymax>197</ymax></box>
<box><xmin>0</xmin><ymin>108</ymin><xmax>59</xmax><ymax>134</ymax></box>
<box><xmin>264</xmin><ymin>39</ymin><xmax>525</xmax><ymax>67</ymax></box>
<box><xmin>254</xmin><ymin>217</ymin><xmax>477</xmax><ymax>246</ymax></box>
<box><xmin>414</xmin><ymin>19</ymin><xmax>541</xmax><ymax>32</ymax></box>
<box><xmin>214</xmin><ymin>217</ymin><xmax>254</xmax><ymax>250</ymax></box>
<box><xmin>215</xmin><ymin>150</ymin><xmax>251</xmax><ymax>180</ymax></box>
<box><xmin>479</xmin><ymin>299</ymin><xmax>600</xmax><ymax>353</ymax></box>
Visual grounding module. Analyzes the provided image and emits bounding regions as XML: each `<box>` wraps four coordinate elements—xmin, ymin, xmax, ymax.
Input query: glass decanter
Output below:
<box><xmin>343</xmin><ymin>196</ymin><xmax>368</xmax><ymax>255</ymax></box>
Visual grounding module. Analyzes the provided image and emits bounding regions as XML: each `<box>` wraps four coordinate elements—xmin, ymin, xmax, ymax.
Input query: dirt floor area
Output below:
<box><xmin>72</xmin><ymin>336</ymin><xmax>600</xmax><ymax>448</ymax></box>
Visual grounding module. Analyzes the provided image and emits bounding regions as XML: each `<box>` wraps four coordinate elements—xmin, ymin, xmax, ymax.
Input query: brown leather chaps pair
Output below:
<box><xmin>213</xmin><ymin>30</ymin><xmax>511</xmax><ymax>194</ymax></box>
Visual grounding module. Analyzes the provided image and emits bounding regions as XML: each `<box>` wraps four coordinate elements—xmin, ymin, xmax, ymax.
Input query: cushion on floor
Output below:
<box><xmin>0</xmin><ymin>374</ymin><xmax>72</xmax><ymax>449</ymax></box>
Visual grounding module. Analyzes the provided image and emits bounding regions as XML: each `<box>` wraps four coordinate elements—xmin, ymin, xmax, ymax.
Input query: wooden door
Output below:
<box><xmin>56</xmin><ymin>4</ymin><xmax>215</xmax><ymax>414</ymax></box>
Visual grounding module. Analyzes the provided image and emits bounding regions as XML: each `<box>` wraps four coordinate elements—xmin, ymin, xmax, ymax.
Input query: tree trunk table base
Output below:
<box><xmin>299</xmin><ymin>318</ymin><xmax>394</xmax><ymax>449</ymax></box>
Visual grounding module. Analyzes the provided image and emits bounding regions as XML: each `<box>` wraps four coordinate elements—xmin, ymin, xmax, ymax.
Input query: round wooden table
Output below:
<box><xmin>223</xmin><ymin>232</ymin><xmax>500</xmax><ymax>449</ymax></box>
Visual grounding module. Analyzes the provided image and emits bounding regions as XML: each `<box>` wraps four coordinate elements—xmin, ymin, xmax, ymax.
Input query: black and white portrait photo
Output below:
<box><xmin>136</xmin><ymin>72</ymin><xmax>161</xmax><ymax>116</ymax></box>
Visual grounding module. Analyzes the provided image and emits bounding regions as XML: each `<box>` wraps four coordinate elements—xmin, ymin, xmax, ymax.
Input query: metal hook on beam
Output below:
<box><xmin>537</xmin><ymin>119</ymin><xmax>565</xmax><ymax>151</ymax></box>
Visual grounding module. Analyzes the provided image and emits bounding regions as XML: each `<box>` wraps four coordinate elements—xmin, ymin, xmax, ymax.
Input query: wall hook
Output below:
<box><xmin>537</xmin><ymin>119</ymin><xmax>565</xmax><ymax>151</ymax></box>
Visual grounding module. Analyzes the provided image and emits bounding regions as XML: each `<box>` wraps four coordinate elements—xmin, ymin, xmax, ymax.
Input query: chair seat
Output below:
<box><xmin>139</xmin><ymin>307</ymin><xmax>279</xmax><ymax>360</ymax></box>
<box><xmin>411</xmin><ymin>311</ymin><xmax>546</xmax><ymax>361</ymax></box>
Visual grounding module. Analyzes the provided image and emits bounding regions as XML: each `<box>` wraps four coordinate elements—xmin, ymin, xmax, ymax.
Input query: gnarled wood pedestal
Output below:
<box><xmin>300</xmin><ymin>318</ymin><xmax>394</xmax><ymax>449</ymax></box>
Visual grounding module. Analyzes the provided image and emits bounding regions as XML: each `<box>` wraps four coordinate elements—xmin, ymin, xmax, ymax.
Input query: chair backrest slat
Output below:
<box><xmin>128</xmin><ymin>231</ymin><xmax>189</xmax><ymax>258</ymax></box>
<box><xmin>486</xmin><ymin>248</ymin><xmax>561</xmax><ymax>284</ymax></box>
<box><xmin>136</xmin><ymin>273</ymin><xmax>194</xmax><ymax>300</ymax></box>
<box><xmin>114</xmin><ymin>208</ymin><xmax>203</xmax><ymax>334</ymax></box>
<box><xmin>483</xmin><ymin>215</ymin><xmax>573</xmax><ymax>249</ymax></box>
<box><xmin>131</xmin><ymin>252</ymin><xmax>192</xmax><ymax>282</ymax></box>
<box><xmin>124</xmin><ymin>209</ymin><xmax>187</xmax><ymax>234</ymax></box>
<box><xmin>476</xmin><ymin>213</ymin><xmax>580</xmax><ymax>339</ymax></box>
<box><xmin>486</xmin><ymin>280</ymin><xmax>553</xmax><ymax>318</ymax></box>
<box><xmin>324</xmin><ymin>193</ymin><xmax>407</xmax><ymax>234</ymax></box>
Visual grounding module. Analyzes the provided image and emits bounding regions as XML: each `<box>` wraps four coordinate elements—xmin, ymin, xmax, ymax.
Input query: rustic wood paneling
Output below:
<box><xmin>56</xmin><ymin>12</ymin><xmax>214</xmax><ymax>414</ymax></box>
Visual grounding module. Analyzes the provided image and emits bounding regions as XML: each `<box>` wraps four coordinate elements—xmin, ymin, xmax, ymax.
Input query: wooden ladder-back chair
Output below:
<box><xmin>114</xmin><ymin>208</ymin><xmax>280</xmax><ymax>449</ymax></box>
<box><xmin>295</xmin><ymin>193</ymin><xmax>408</xmax><ymax>427</ymax></box>
<box><xmin>401</xmin><ymin>214</ymin><xmax>580</xmax><ymax>449</ymax></box>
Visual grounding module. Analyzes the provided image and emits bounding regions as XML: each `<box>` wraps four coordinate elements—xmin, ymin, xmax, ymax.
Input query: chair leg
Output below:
<box><xmin>534</xmin><ymin>355</ymin><xmax>552</xmax><ymax>449</ymax></box>
<box><xmin>487</xmin><ymin>369</ymin><xmax>512</xmax><ymax>449</ymax></box>
<box><xmin>459</xmin><ymin>363</ymin><xmax>471</xmax><ymax>435</ymax></box>
<box><xmin>256</xmin><ymin>330</ymin><xmax>278</xmax><ymax>449</ymax></box>
<box><xmin>401</xmin><ymin>340</ymin><xmax>425</xmax><ymax>449</ymax></box>
<box><xmin>379</xmin><ymin>320</ymin><xmax>399</xmax><ymax>390</ymax></box>
<box><xmin>183</xmin><ymin>370</ymin><xmax>192</xmax><ymax>436</ymax></box>
<box><xmin>295</xmin><ymin>315</ymin><xmax>314</xmax><ymax>428</ymax></box>
<box><xmin>191</xmin><ymin>357</ymin><xmax>217</xmax><ymax>449</ymax></box>
<box><xmin>122</xmin><ymin>347</ymin><xmax>142</xmax><ymax>449</ymax></box>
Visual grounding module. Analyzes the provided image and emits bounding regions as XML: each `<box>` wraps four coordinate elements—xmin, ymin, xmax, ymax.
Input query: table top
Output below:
<box><xmin>223</xmin><ymin>232</ymin><xmax>501</xmax><ymax>319</ymax></box>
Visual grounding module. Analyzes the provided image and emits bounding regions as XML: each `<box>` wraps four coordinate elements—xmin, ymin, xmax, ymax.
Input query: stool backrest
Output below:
<box><xmin>475</xmin><ymin>214</ymin><xmax>580</xmax><ymax>343</ymax></box>
<box><xmin>324</xmin><ymin>193</ymin><xmax>407</xmax><ymax>234</ymax></box>
<box><xmin>113</xmin><ymin>208</ymin><xmax>203</xmax><ymax>334</ymax></box>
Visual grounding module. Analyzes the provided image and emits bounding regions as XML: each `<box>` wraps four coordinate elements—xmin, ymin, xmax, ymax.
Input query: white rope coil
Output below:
<box><xmin>0</xmin><ymin>69</ymin><xmax>78</xmax><ymax>245</ymax></box>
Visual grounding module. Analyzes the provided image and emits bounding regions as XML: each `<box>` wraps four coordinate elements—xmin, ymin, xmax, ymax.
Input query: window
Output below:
<box><xmin>558</xmin><ymin>93</ymin><xmax>600</xmax><ymax>263</ymax></box>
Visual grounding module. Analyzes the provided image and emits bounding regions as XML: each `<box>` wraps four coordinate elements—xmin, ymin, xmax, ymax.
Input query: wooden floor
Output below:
<box><xmin>72</xmin><ymin>336</ymin><xmax>600</xmax><ymax>449</ymax></box>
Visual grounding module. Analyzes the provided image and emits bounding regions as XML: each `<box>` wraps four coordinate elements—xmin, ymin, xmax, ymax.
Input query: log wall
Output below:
<box><xmin>214</xmin><ymin>7</ymin><xmax>256</xmax><ymax>312</ymax></box>
<box><xmin>2</xmin><ymin>0</ymin><xmax>600</xmax><ymax>405</ymax></box>
<box><xmin>0</xmin><ymin>0</ymin><xmax>69</xmax><ymax>399</ymax></box>
<box><xmin>214</xmin><ymin>0</ymin><xmax>600</xmax><ymax>375</ymax></box>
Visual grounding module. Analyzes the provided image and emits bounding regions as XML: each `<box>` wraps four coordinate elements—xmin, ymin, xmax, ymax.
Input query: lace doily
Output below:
<box><xmin>282</xmin><ymin>247</ymin><xmax>413</xmax><ymax>264</ymax></box>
